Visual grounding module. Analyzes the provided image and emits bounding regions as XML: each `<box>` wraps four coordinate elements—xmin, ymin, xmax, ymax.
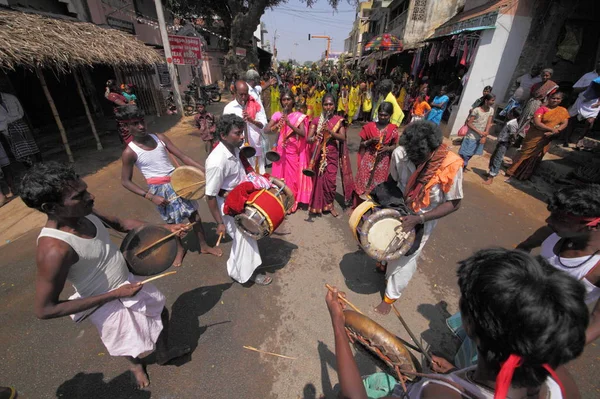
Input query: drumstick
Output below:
<box><xmin>325</xmin><ymin>284</ymin><xmax>363</xmax><ymax>314</ymax></box>
<box><xmin>392</xmin><ymin>304</ymin><xmax>434</xmax><ymax>364</ymax></box>
<box><xmin>243</xmin><ymin>345</ymin><xmax>297</xmax><ymax>360</ymax></box>
<box><xmin>139</xmin><ymin>271</ymin><xmax>177</xmax><ymax>285</ymax></box>
<box><xmin>134</xmin><ymin>222</ymin><xmax>197</xmax><ymax>256</ymax></box>
<box><xmin>168</xmin><ymin>181</ymin><xmax>205</xmax><ymax>202</ymax></box>
<box><xmin>216</xmin><ymin>232</ymin><xmax>224</xmax><ymax>246</ymax></box>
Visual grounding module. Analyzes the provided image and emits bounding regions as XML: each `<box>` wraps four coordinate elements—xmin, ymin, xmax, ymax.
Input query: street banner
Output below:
<box><xmin>168</xmin><ymin>35</ymin><xmax>202</xmax><ymax>65</ymax></box>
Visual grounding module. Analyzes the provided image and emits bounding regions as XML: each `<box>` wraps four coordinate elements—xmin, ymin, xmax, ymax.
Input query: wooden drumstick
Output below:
<box><xmin>139</xmin><ymin>271</ymin><xmax>177</xmax><ymax>284</ymax></box>
<box><xmin>216</xmin><ymin>232</ymin><xmax>224</xmax><ymax>247</ymax></box>
<box><xmin>325</xmin><ymin>284</ymin><xmax>364</xmax><ymax>314</ymax></box>
<box><xmin>134</xmin><ymin>222</ymin><xmax>197</xmax><ymax>256</ymax></box>
<box><xmin>392</xmin><ymin>304</ymin><xmax>434</xmax><ymax>364</ymax></box>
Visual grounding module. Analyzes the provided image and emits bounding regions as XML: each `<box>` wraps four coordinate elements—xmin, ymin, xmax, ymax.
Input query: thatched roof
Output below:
<box><xmin>0</xmin><ymin>9</ymin><xmax>164</xmax><ymax>71</ymax></box>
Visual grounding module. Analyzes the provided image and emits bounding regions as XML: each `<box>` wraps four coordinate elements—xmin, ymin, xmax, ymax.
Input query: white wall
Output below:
<box><xmin>447</xmin><ymin>11</ymin><xmax>532</xmax><ymax>136</ymax></box>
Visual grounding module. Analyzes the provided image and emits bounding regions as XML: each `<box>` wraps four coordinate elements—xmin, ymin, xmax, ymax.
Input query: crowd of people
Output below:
<box><xmin>6</xmin><ymin>60</ymin><xmax>600</xmax><ymax>399</ymax></box>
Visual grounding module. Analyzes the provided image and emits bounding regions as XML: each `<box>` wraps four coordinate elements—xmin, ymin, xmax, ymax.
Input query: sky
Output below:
<box><xmin>262</xmin><ymin>1</ymin><xmax>357</xmax><ymax>63</ymax></box>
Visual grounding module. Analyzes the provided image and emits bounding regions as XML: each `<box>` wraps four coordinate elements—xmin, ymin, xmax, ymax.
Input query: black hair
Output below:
<box><xmin>379</xmin><ymin>101</ymin><xmax>394</xmax><ymax>115</ymax></box>
<box><xmin>482</xmin><ymin>93</ymin><xmax>496</xmax><ymax>102</ymax></box>
<box><xmin>215</xmin><ymin>113</ymin><xmax>245</xmax><ymax>141</ymax></box>
<box><xmin>458</xmin><ymin>248</ymin><xmax>587</xmax><ymax>388</ymax></box>
<box><xmin>378</xmin><ymin>79</ymin><xmax>394</xmax><ymax>95</ymax></box>
<box><xmin>399</xmin><ymin>120</ymin><xmax>443</xmax><ymax>165</ymax></box>
<box><xmin>20</xmin><ymin>161</ymin><xmax>79</xmax><ymax>212</ymax></box>
<box><xmin>114</xmin><ymin>104</ymin><xmax>144</xmax><ymax>121</ymax></box>
<box><xmin>279</xmin><ymin>89</ymin><xmax>295</xmax><ymax>106</ymax></box>
<box><xmin>196</xmin><ymin>99</ymin><xmax>207</xmax><ymax>107</ymax></box>
<box><xmin>484</xmin><ymin>85</ymin><xmax>493</xmax><ymax>92</ymax></box>
<box><xmin>509</xmin><ymin>107</ymin><xmax>522</xmax><ymax>119</ymax></box>
<box><xmin>547</xmin><ymin>184</ymin><xmax>600</xmax><ymax>217</ymax></box>
<box><xmin>322</xmin><ymin>93</ymin><xmax>335</xmax><ymax>105</ymax></box>
<box><xmin>550</xmin><ymin>91</ymin><xmax>565</xmax><ymax>99</ymax></box>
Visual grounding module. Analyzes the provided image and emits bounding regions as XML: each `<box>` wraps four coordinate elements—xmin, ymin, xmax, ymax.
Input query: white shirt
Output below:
<box><xmin>205</xmin><ymin>141</ymin><xmax>247</xmax><ymax>196</ymax></box>
<box><xmin>513</xmin><ymin>73</ymin><xmax>542</xmax><ymax>102</ymax></box>
<box><xmin>248</xmin><ymin>83</ymin><xmax>263</xmax><ymax>106</ymax></box>
<box><xmin>569</xmin><ymin>91</ymin><xmax>600</xmax><ymax>119</ymax></box>
<box><xmin>0</xmin><ymin>92</ymin><xmax>24</xmax><ymax>131</ymax></box>
<box><xmin>573</xmin><ymin>71</ymin><xmax>599</xmax><ymax>89</ymax></box>
<box><xmin>223</xmin><ymin>99</ymin><xmax>267</xmax><ymax>156</ymax></box>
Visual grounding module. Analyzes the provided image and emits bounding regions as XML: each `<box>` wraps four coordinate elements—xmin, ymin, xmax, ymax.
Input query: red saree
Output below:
<box><xmin>354</xmin><ymin>122</ymin><xmax>399</xmax><ymax>199</ymax></box>
<box><xmin>308</xmin><ymin>115</ymin><xmax>355</xmax><ymax>214</ymax></box>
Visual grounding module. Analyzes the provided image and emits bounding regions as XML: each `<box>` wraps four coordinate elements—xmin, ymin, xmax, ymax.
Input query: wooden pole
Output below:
<box><xmin>74</xmin><ymin>68</ymin><xmax>103</xmax><ymax>151</ymax></box>
<box><xmin>35</xmin><ymin>66</ymin><xmax>74</xmax><ymax>163</ymax></box>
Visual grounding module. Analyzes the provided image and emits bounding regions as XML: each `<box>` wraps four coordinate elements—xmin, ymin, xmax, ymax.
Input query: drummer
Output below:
<box><xmin>20</xmin><ymin>161</ymin><xmax>191</xmax><ymax>389</ymax></box>
<box><xmin>375</xmin><ymin>121</ymin><xmax>463</xmax><ymax>315</ymax></box>
<box><xmin>205</xmin><ymin>114</ymin><xmax>271</xmax><ymax>286</ymax></box>
<box><xmin>120</xmin><ymin>105</ymin><xmax>222</xmax><ymax>262</ymax></box>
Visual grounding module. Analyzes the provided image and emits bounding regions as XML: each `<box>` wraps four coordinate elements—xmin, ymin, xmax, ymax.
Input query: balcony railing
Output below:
<box><xmin>387</xmin><ymin>10</ymin><xmax>408</xmax><ymax>36</ymax></box>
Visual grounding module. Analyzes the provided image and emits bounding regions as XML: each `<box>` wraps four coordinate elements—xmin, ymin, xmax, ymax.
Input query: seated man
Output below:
<box><xmin>326</xmin><ymin>248</ymin><xmax>586</xmax><ymax>398</ymax></box>
<box><xmin>20</xmin><ymin>162</ymin><xmax>190</xmax><ymax>389</ymax></box>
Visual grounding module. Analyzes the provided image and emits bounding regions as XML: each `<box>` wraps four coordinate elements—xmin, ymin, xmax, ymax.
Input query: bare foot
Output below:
<box><xmin>430</xmin><ymin>354</ymin><xmax>456</xmax><ymax>374</ymax></box>
<box><xmin>330</xmin><ymin>208</ymin><xmax>339</xmax><ymax>218</ymax></box>
<box><xmin>201</xmin><ymin>245</ymin><xmax>223</xmax><ymax>257</ymax></box>
<box><xmin>156</xmin><ymin>345</ymin><xmax>191</xmax><ymax>365</ymax></box>
<box><xmin>482</xmin><ymin>177</ymin><xmax>494</xmax><ymax>185</ymax></box>
<box><xmin>374</xmin><ymin>301</ymin><xmax>392</xmax><ymax>315</ymax></box>
<box><xmin>172</xmin><ymin>246</ymin><xmax>188</xmax><ymax>267</ymax></box>
<box><xmin>130</xmin><ymin>363</ymin><xmax>150</xmax><ymax>389</ymax></box>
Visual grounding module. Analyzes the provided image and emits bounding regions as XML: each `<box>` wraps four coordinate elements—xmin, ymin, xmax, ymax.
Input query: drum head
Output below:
<box><xmin>120</xmin><ymin>225</ymin><xmax>178</xmax><ymax>276</ymax></box>
<box><xmin>360</xmin><ymin>209</ymin><xmax>416</xmax><ymax>261</ymax></box>
<box><xmin>234</xmin><ymin>210</ymin><xmax>269</xmax><ymax>240</ymax></box>
<box><xmin>269</xmin><ymin>177</ymin><xmax>295</xmax><ymax>211</ymax></box>
<box><xmin>171</xmin><ymin>166</ymin><xmax>206</xmax><ymax>200</ymax></box>
<box><xmin>349</xmin><ymin>200</ymin><xmax>377</xmax><ymax>242</ymax></box>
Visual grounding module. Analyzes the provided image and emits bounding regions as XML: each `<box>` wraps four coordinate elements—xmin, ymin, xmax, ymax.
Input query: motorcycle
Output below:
<box><xmin>199</xmin><ymin>83</ymin><xmax>221</xmax><ymax>103</ymax></box>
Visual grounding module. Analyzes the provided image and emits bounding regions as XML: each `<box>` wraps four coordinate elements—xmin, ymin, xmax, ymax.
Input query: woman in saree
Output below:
<box><xmin>265</xmin><ymin>90</ymin><xmax>312</xmax><ymax>213</ymax></box>
<box><xmin>506</xmin><ymin>92</ymin><xmax>569</xmax><ymax>181</ymax></box>
<box><xmin>516</xmin><ymin>68</ymin><xmax>559</xmax><ymax>139</ymax></box>
<box><xmin>306</xmin><ymin>94</ymin><xmax>354</xmax><ymax>217</ymax></box>
<box><xmin>353</xmin><ymin>101</ymin><xmax>399</xmax><ymax>207</ymax></box>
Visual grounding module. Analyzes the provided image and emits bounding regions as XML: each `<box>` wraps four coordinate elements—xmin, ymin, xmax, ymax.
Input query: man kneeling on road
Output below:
<box><xmin>21</xmin><ymin>161</ymin><xmax>190</xmax><ymax>389</ymax></box>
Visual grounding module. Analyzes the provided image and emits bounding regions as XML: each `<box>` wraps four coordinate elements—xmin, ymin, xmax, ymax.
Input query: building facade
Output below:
<box><xmin>344</xmin><ymin>1</ymin><xmax>373</xmax><ymax>62</ymax></box>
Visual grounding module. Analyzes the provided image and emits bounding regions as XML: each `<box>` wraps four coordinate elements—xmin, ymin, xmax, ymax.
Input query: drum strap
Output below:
<box><xmin>164</xmin><ymin>146</ymin><xmax>181</xmax><ymax>168</ymax></box>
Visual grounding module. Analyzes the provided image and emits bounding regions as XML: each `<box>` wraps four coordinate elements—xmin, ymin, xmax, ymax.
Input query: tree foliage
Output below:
<box><xmin>167</xmin><ymin>0</ymin><xmax>351</xmax><ymax>74</ymax></box>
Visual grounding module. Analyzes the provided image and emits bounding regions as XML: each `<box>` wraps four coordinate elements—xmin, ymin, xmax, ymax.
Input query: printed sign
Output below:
<box><xmin>235</xmin><ymin>47</ymin><xmax>247</xmax><ymax>57</ymax></box>
<box><xmin>168</xmin><ymin>35</ymin><xmax>202</xmax><ymax>65</ymax></box>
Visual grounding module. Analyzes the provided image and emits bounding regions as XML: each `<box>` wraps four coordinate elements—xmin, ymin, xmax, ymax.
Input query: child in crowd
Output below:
<box><xmin>484</xmin><ymin>107</ymin><xmax>521</xmax><ymax>185</ymax></box>
<box><xmin>411</xmin><ymin>92</ymin><xmax>431</xmax><ymax>122</ymax></box>
<box><xmin>194</xmin><ymin>100</ymin><xmax>217</xmax><ymax>156</ymax></box>
<box><xmin>121</xmin><ymin>84</ymin><xmax>137</xmax><ymax>104</ymax></box>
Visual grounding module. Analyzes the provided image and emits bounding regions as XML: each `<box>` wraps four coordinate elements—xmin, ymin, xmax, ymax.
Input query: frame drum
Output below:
<box><xmin>120</xmin><ymin>225</ymin><xmax>178</xmax><ymax>276</ymax></box>
<box><xmin>348</xmin><ymin>200</ymin><xmax>416</xmax><ymax>261</ymax></box>
<box><xmin>171</xmin><ymin>166</ymin><xmax>205</xmax><ymax>200</ymax></box>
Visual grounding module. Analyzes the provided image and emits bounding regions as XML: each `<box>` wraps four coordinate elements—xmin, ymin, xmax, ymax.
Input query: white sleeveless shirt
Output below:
<box><xmin>128</xmin><ymin>134</ymin><xmax>174</xmax><ymax>180</ymax></box>
<box><xmin>541</xmin><ymin>233</ymin><xmax>600</xmax><ymax>305</ymax></box>
<box><xmin>37</xmin><ymin>215</ymin><xmax>129</xmax><ymax>298</ymax></box>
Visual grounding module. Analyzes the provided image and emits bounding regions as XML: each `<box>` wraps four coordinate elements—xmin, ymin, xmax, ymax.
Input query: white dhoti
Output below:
<box><xmin>70</xmin><ymin>274</ymin><xmax>165</xmax><ymax>358</ymax></box>
<box><xmin>384</xmin><ymin>220</ymin><xmax>436</xmax><ymax>302</ymax></box>
<box><xmin>218</xmin><ymin>196</ymin><xmax>262</xmax><ymax>283</ymax></box>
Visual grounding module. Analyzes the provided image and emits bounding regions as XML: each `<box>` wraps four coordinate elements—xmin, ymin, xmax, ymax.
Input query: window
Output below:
<box><xmin>412</xmin><ymin>0</ymin><xmax>427</xmax><ymax>21</ymax></box>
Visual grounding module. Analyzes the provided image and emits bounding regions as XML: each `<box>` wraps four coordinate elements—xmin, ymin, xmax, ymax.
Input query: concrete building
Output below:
<box><xmin>438</xmin><ymin>0</ymin><xmax>600</xmax><ymax>137</ymax></box>
<box><xmin>344</xmin><ymin>1</ymin><xmax>373</xmax><ymax>63</ymax></box>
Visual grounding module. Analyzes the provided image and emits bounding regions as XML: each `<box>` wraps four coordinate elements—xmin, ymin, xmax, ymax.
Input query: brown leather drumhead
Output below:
<box><xmin>171</xmin><ymin>166</ymin><xmax>206</xmax><ymax>200</ymax></box>
<box><xmin>120</xmin><ymin>225</ymin><xmax>178</xmax><ymax>276</ymax></box>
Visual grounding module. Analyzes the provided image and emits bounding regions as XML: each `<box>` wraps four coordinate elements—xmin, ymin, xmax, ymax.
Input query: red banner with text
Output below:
<box><xmin>168</xmin><ymin>35</ymin><xmax>202</xmax><ymax>65</ymax></box>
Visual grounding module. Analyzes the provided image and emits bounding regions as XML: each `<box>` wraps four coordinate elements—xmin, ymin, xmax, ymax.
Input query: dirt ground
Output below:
<box><xmin>0</xmin><ymin>102</ymin><xmax>598</xmax><ymax>398</ymax></box>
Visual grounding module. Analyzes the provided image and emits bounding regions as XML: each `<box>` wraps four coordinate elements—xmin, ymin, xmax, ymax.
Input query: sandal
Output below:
<box><xmin>0</xmin><ymin>387</ymin><xmax>17</xmax><ymax>399</ymax></box>
<box><xmin>252</xmin><ymin>273</ymin><xmax>273</xmax><ymax>286</ymax></box>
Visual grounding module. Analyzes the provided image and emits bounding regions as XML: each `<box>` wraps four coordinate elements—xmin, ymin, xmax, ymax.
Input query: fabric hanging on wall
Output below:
<box><xmin>428</xmin><ymin>43</ymin><xmax>438</xmax><ymax>65</ymax></box>
<box><xmin>556</xmin><ymin>23</ymin><xmax>583</xmax><ymax>63</ymax></box>
<box><xmin>450</xmin><ymin>35</ymin><xmax>460</xmax><ymax>57</ymax></box>
<box><xmin>459</xmin><ymin>40</ymin><xmax>468</xmax><ymax>66</ymax></box>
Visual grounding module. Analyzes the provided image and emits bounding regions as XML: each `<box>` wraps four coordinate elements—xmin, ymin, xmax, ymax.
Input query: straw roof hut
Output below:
<box><xmin>0</xmin><ymin>9</ymin><xmax>163</xmax><ymax>71</ymax></box>
<box><xmin>0</xmin><ymin>8</ymin><xmax>165</xmax><ymax>161</ymax></box>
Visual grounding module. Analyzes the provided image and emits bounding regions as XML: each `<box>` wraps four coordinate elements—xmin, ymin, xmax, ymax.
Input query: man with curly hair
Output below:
<box><xmin>375</xmin><ymin>121</ymin><xmax>463</xmax><ymax>315</ymax></box>
<box><xmin>517</xmin><ymin>183</ymin><xmax>600</xmax><ymax>344</ymax></box>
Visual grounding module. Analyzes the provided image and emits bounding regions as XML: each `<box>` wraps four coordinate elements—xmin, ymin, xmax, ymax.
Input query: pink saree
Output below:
<box><xmin>308</xmin><ymin>115</ymin><xmax>355</xmax><ymax>214</ymax></box>
<box><xmin>270</xmin><ymin>111</ymin><xmax>312</xmax><ymax>211</ymax></box>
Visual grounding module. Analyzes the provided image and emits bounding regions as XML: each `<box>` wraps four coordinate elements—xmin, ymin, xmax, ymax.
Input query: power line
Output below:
<box><xmin>277</xmin><ymin>6</ymin><xmax>356</xmax><ymax>14</ymax></box>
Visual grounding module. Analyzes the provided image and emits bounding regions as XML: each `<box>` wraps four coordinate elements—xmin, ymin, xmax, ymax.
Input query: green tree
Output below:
<box><xmin>167</xmin><ymin>0</ymin><xmax>348</xmax><ymax>75</ymax></box>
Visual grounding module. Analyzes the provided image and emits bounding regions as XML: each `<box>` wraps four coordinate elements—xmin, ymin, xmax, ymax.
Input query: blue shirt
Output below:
<box><xmin>426</xmin><ymin>95</ymin><xmax>449</xmax><ymax>125</ymax></box>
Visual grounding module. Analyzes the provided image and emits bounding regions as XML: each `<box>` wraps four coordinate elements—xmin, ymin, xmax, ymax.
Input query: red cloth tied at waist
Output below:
<box><xmin>146</xmin><ymin>176</ymin><xmax>171</xmax><ymax>185</ymax></box>
<box><xmin>223</xmin><ymin>173</ymin><xmax>273</xmax><ymax>216</ymax></box>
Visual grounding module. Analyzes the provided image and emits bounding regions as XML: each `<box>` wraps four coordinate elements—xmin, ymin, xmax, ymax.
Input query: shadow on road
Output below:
<box><xmin>416</xmin><ymin>301</ymin><xmax>460</xmax><ymax>361</ymax></box>
<box><xmin>56</xmin><ymin>371</ymin><xmax>150</xmax><ymax>399</ymax></box>
<box><xmin>257</xmin><ymin>236</ymin><xmax>298</xmax><ymax>273</ymax></box>
<box><xmin>167</xmin><ymin>283</ymin><xmax>233</xmax><ymax>365</ymax></box>
<box><xmin>339</xmin><ymin>250</ymin><xmax>383</xmax><ymax>295</ymax></box>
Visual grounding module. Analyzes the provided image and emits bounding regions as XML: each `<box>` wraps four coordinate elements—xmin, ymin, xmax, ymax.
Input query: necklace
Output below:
<box><xmin>557</xmin><ymin>238</ymin><xmax>600</xmax><ymax>269</ymax></box>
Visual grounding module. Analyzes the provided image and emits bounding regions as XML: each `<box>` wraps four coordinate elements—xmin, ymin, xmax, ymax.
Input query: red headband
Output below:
<box><xmin>558</xmin><ymin>213</ymin><xmax>600</xmax><ymax>227</ymax></box>
<box><xmin>494</xmin><ymin>355</ymin><xmax>565</xmax><ymax>399</ymax></box>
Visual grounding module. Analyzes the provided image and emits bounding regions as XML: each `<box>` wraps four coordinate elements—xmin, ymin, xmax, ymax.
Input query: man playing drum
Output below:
<box><xmin>205</xmin><ymin>114</ymin><xmax>272</xmax><ymax>286</ymax></box>
<box><xmin>120</xmin><ymin>106</ymin><xmax>222</xmax><ymax>263</ymax></box>
<box><xmin>20</xmin><ymin>162</ymin><xmax>191</xmax><ymax>389</ymax></box>
<box><xmin>375</xmin><ymin>121</ymin><xmax>463</xmax><ymax>315</ymax></box>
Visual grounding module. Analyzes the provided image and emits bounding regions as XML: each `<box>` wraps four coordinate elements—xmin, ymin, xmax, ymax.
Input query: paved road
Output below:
<box><xmin>0</xmin><ymin>103</ymin><xmax>598</xmax><ymax>398</ymax></box>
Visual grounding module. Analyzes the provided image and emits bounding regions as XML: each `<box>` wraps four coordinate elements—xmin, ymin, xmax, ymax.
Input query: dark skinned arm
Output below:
<box><xmin>586</xmin><ymin>298</ymin><xmax>600</xmax><ymax>344</ymax></box>
<box><xmin>158</xmin><ymin>133</ymin><xmax>205</xmax><ymax>172</ymax></box>
<box><xmin>306</xmin><ymin>123</ymin><xmax>318</xmax><ymax>143</ymax></box>
<box><xmin>92</xmin><ymin>208</ymin><xmax>145</xmax><ymax>233</ymax></box>
<box><xmin>34</xmin><ymin>238</ymin><xmax>141</xmax><ymax>319</ymax></box>
<box><xmin>121</xmin><ymin>148</ymin><xmax>168</xmax><ymax>207</ymax></box>
<box><xmin>515</xmin><ymin>225</ymin><xmax>553</xmax><ymax>252</ymax></box>
<box><xmin>206</xmin><ymin>196</ymin><xmax>226</xmax><ymax>237</ymax></box>
<box><xmin>331</xmin><ymin>125</ymin><xmax>347</xmax><ymax>141</ymax></box>
<box><xmin>532</xmin><ymin>113</ymin><xmax>555</xmax><ymax>132</ymax></box>
<box><xmin>265</xmin><ymin>118</ymin><xmax>279</xmax><ymax>134</ymax></box>
<box><xmin>401</xmin><ymin>200</ymin><xmax>462</xmax><ymax>233</ymax></box>
<box><xmin>465</xmin><ymin>114</ymin><xmax>483</xmax><ymax>136</ymax></box>
<box><xmin>286</xmin><ymin>116</ymin><xmax>306</xmax><ymax>137</ymax></box>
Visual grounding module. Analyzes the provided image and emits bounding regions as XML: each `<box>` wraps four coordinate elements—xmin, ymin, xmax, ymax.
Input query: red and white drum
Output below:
<box><xmin>234</xmin><ymin>177</ymin><xmax>294</xmax><ymax>240</ymax></box>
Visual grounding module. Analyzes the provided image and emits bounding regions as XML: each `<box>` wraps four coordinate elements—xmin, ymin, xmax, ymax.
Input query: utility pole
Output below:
<box><xmin>308</xmin><ymin>34</ymin><xmax>332</xmax><ymax>60</ymax></box>
<box><xmin>153</xmin><ymin>0</ymin><xmax>183</xmax><ymax>115</ymax></box>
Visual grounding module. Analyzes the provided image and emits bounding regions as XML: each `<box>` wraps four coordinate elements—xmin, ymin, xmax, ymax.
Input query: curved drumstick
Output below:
<box><xmin>325</xmin><ymin>284</ymin><xmax>364</xmax><ymax>314</ymax></box>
